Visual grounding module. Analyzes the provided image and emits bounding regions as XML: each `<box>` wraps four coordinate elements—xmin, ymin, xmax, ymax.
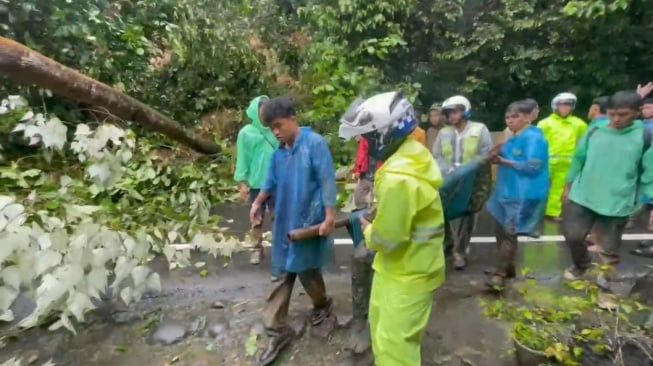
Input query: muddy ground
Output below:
<box><xmin>1</xmin><ymin>206</ymin><xmax>652</xmax><ymax>366</ymax></box>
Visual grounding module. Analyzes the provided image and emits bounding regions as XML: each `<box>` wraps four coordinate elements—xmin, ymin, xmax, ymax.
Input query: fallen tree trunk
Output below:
<box><xmin>0</xmin><ymin>37</ymin><xmax>220</xmax><ymax>155</ymax></box>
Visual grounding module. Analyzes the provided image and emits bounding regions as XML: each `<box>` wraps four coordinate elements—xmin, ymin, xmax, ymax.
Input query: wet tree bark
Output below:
<box><xmin>0</xmin><ymin>36</ymin><xmax>220</xmax><ymax>155</ymax></box>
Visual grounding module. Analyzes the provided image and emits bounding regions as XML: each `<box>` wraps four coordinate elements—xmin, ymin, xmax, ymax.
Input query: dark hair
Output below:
<box><xmin>262</xmin><ymin>96</ymin><xmax>297</xmax><ymax>125</ymax></box>
<box><xmin>607</xmin><ymin>91</ymin><xmax>642</xmax><ymax>110</ymax></box>
<box><xmin>643</xmin><ymin>98</ymin><xmax>653</xmax><ymax>106</ymax></box>
<box><xmin>506</xmin><ymin>100</ymin><xmax>536</xmax><ymax>115</ymax></box>
<box><xmin>521</xmin><ymin>98</ymin><xmax>539</xmax><ymax>113</ymax></box>
<box><xmin>592</xmin><ymin>96</ymin><xmax>609</xmax><ymax>114</ymax></box>
<box><xmin>505</xmin><ymin>102</ymin><xmax>524</xmax><ymax>114</ymax></box>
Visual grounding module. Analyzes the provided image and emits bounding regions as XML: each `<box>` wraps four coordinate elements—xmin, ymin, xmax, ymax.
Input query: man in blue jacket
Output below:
<box><xmin>250</xmin><ymin>96</ymin><xmax>337</xmax><ymax>366</ymax></box>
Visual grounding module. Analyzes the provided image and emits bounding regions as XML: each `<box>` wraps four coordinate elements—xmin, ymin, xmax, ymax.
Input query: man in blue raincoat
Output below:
<box><xmin>249</xmin><ymin>96</ymin><xmax>337</xmax><ymax>366</ymax></box>
<box><xmin>486</xmin><ymin>101</ymin><xmax>549</xmax><ymax>290</ymax></box>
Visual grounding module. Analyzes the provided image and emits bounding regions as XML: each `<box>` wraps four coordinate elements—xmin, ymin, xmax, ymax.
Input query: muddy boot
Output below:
<box><xmin>259</xmin><ymin>327</ymin><xmax>293</xmax><ymax>366</ymax></box>
<box><xmin>346</xmin><ymin>253</ymin><xmax>373</xmax><ymax>355</ymax></box>
<box><xmin>453</xmin><ymin>253</ymin><xmax>466</xmax><ymax>270</ymax></box>
<box><xmin>485</xmin><ymin>273</ymin><xmax>506</xmax><ymax>292</ymax></box>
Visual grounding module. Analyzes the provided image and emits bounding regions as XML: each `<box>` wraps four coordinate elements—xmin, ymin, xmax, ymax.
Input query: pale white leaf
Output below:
<box><xmin>49</xmin><ymin>230</ymin><xmax>68</xmax><ymax>251</ymax></box>
<box><xmin>0</xmin><ymin>356</ymin><xmax>21</xmax><ymax>366</ymax></box>
<box><xmin>1</xmin><ymin>266</ymin><xmax>21</xmax><ymax>290</ymax></box>
<box><xmin>20</xmin><ymin>110</ymin><xmax>34</xmax><ymax>121</ymax></box>
<box><xmin>48</xmin><ymin>313</ymin><xmax>76</xmax><ymax>334</ymax></box>
<box><xmin>8</xmin><ymin>95</ymin><xmax>27</xmax><ymax>109</ymax></box>
<box><xmin>40</xmin><ymin>118</ymin><xmax>68</xmax><ymax>150</ymax></box>
<box><xmin>111</xmin><ymin>257</ymin><xmax>137</xmax><ymax>289</ymax></box>
<box><xmin>120</xmin><ymin>286</ymin><xmax>132</xmax><ymax>305</ymax></box>
<box><xmin>11</xmin><ymin>122</ymin><xmax>26</xmax><ymax>132</ymax></box>
<box><xmin>0</xmin><ymin>309</ymin><xmax>14</xmax><ymax>322</ymax></box>
<box><xmin>66</xmin><ymin>292</ymin><xmax>94</xmax><ymax>322</ymax></box>
<box><xmin>25</xmin><ymin>192</ymin><xmax>38</xmax><ymax>204</ymax></box>
<box><xmin>40</xmin><ymin>359</ymin><xmax>56</xmax><ymax>366</ymax></box>
<box><xmin>86</xmin><ymin>267</ymin><xmax>108</xmax><ymax>299</ymax></box>
<box><xmin>0</xmin><ymin>195</ymin><xmax>14</xmax><ymax>210</ymax></box>
<box><xmin>194</xmin><ymin>261</ymin><xmax>206</xmax><ymax>268</ymax></box>
<box><xmin>74</xmin><ymin>124</ymin><xmax>91</xmax><ymax>137</ymax></box>
<box><xmin>37</xmin><ymin>234</ymin><xmax>52</xmax><ymax>250</ymax></box>
<box><xmin>0</xmin><ymin>285</ymin><xmax>18</xmax><ymax>311</ymax></box>
<box><xmin>59</xmin><ymin>175</ymin><xmax>72</xmax><ymax>188</ymax></box>
<box><xmin>131</xmin><ymin>266</ymin><xmax>150</xmax><ymax>287</ymax></box>
<box><xmin>34</xmin><ymin>250</ymin><xmax>62</xmax><ymax>276</ymax></box>
<box><xmin>167</xmin><ymin>231</ymin><xmax>178</xmax><ymax>243</ymax></box>
<box><xmin>64</xmin><ymin>204</ymin><xmax>100</xmax><ymax>221</ymax></box>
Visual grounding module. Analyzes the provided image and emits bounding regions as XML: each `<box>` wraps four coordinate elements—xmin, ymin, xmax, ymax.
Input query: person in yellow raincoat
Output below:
<box><xmin>339</xmin><ymin>92</ymin><xmax>445</xmax><ymax>366</ymax></box>
<box><xmin>537</xmin><ymin>92</ymin><xmax>587</xmax><ymax>220</ymax></box>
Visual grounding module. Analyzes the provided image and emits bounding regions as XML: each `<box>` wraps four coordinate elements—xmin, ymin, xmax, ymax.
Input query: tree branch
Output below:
<box><xmin>0</xmin><ymin>37</ymin><xmax>220</xmax><ymax>155</ymax></box>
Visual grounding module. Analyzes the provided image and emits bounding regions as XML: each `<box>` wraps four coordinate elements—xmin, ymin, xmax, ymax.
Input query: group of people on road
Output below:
<box><xmin>233</xmin><ymin>82</ymin><xmax>653</xmax><ymax>366</ymax></box>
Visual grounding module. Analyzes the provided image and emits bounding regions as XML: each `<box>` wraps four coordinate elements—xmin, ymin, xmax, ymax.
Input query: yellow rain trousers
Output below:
<box><xmin>363</xmin><ymin>138</ymin><xmax>445</xmax><ymax>366</ymax></box>
<box><xmin>537</xmin><ymin>113</ymin><xmax>587</xmax><ymax>217</ymax></box>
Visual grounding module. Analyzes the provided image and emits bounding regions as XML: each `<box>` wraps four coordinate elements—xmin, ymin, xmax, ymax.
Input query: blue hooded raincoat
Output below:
<box><xmin>263</xmin><ymin>127</ymin><xmax>337</xmax><ymax>274</ymax></box>
<box><xmin>486</xmin><ymin>126</ymin><xmax>550</xmax><ymax>235</ymax></box>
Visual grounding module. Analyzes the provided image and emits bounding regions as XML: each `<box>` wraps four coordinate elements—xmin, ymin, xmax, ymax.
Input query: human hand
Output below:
<box><xmin>360</xmin><ymin>215</ymin><xmax>370</xmax><ymax>229</ymax></box>
<box><xmin>249</xmin><ymin>202</ymin><xmax>262</xmax><ymax>226</ymax></box>
<box><xmin>318</xmin><ymin>217</ymin><xmax>335</xmax><ymax>236</ymax></box>
<box><xmin>637</xmin><ymin>82</ymin><xmax>653</xmax><ymax>99</ymax></box>
<box><xmin>239</xmin><ymin>183</ymin><xmax>249</xmax><ymax>203</ymax></box>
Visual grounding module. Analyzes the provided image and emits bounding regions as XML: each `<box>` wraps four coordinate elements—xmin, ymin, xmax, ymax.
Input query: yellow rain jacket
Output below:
<box><xmin>538</xmin><ymin>113</ymin><xmax>587</xmax><ymax>217</ymax></box>
<box><xmin>363</xmin><ymin>138</ymin><xmax>445</xmax><ymax>366</ymax></box>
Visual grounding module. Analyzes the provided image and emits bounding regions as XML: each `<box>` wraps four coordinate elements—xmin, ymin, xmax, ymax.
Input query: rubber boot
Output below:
<box><xmin>486</xmin><ymin>239</ymin><xmax>517</xmax><ymax>292</ymax></box>
<box><xmin>346</xmin><ymin>248</ymin><xmax>374</xmax><ymax>356</ymax></box>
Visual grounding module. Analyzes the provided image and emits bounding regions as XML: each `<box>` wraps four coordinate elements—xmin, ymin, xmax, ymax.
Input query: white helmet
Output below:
<box><xmin>551</xmin><ymin>92</ymin><xmax>577</xmax><ymax>111</ymax></box>
<box><xmin>441</xmin><ymin>95</ymin><xmax>472</xmax><ymax>118</ymax></box>
<box><xmin>338</xmin><ymin>91</ymin><xmax>417</xmax><ymax>141</ymax></box>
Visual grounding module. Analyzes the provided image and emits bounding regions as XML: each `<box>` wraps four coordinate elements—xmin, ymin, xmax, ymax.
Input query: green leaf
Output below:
<box><xmin>245</xmin><ymin>329</ymin><xmax>259</xmax><ymax>356</ymax></box>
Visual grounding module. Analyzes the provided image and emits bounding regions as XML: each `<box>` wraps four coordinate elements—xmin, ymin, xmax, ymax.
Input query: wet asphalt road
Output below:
<box><xmin>211</xmin><ymin>203</ymin><xmax>653</xmax><ymax>279</ymax></box>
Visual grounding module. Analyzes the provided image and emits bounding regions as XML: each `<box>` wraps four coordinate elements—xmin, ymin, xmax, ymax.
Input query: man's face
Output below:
<box><xmin>556</xmin><ymin>103</ymin><xmax>573</xmax><ymax>117</ymax></box>
<box><xmin>505</xmin><ymin>111</ymin><xmax>529</xmax><ymax>133</ymax></box>
<box><xmin>445</xmin><ymin>109</ymin><xmax>464</xmax><ymax>125</ymax></box>
<box><xmin>587</xmin><ymin>104</ymin><xmax>600</xmax><ymax>120</ymax></box>
<box><xmin>642</xmin><ymin>103</ymin><xmax>653</xmax><ymax>120</ymax></box>
<box><xmin>608</xmin><ymin>108</ymin><xmax>639</xmax><ymax>129</ymax></box>
<box><xmin>269</xmin><ymin>117</ymin><xmax>299</xmax><ymax>145</ymax></box>
<box><xmin>429</xmin><ymin>110</ymin><xmax>442</xmax><ymax>126</ymax></box>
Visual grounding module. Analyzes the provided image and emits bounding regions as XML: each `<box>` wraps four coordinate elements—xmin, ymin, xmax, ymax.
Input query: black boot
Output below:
<box><xmin>346</xmin><ymin>249</ymin><xmax>374</xmax><ymax>355</ymax></box>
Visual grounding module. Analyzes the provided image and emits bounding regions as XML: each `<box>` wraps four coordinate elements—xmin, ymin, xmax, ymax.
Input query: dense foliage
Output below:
<box><xmin>1</xmin><ymin>0</ymin><xmax>652</xmax><ymax>335</ymax></box>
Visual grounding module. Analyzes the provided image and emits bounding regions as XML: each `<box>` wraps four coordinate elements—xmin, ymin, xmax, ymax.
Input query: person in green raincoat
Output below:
<box><xmin>234</xmin><ymin>96</ymin><xmax>279</xmax><ymax>267</ymax></box>
<box><xmin>537</xmin><ymin>92</ymin><xmax>587</xmax><ymax>220</ymax></box>
<box><xmin>339</xmin><ymin>91</ymin><xmax>445</xmax><ymax>366</ymax></box>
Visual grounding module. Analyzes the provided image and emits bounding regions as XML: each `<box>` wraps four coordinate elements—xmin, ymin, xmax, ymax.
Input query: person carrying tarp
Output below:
<box><xmin>339</xmin><ymin>91</ymin><xmax>446</xmax><ymax>366</ymax></box>
<box><xmin>432</xmin><ymin>95</ymin><xmax>493</xmax><ymax>269</ymax></box>
<box><xmin>537</xmin><ymin>92</ymin><xmax>587</xmax><ymax>220</ymax></box>
<box><xmin>485</xmin><ymin>101</ymin><xmax>550</xmax><ymax>290</ymax></box>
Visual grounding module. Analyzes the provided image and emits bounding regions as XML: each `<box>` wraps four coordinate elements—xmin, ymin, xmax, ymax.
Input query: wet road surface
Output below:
<box><xmin>1</xmin><ymin>205</ymin><xmax>652</xmax><ymax>366</ymax></box>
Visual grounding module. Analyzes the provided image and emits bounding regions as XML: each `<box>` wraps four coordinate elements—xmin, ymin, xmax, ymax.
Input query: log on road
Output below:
<box><xmin>0</xmin><ymin>36</ymin><xmax>220</xmax><ymax>155</ymax></box>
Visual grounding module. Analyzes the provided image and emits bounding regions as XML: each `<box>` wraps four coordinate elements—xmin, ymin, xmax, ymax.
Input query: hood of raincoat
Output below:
<box><xmin>246</xmin><ymin>96</ymin><xmax>276</xmax><ymax>142</ymax></box>
<box><xmin>233</xmin><ymin>96</ymin><xmax>279</xmax><ymax>188</ymax></box>
<box><xmin>378</xmin><ymin>138</ymin><xmax>442</xmax><ymax>189</ymax></box>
